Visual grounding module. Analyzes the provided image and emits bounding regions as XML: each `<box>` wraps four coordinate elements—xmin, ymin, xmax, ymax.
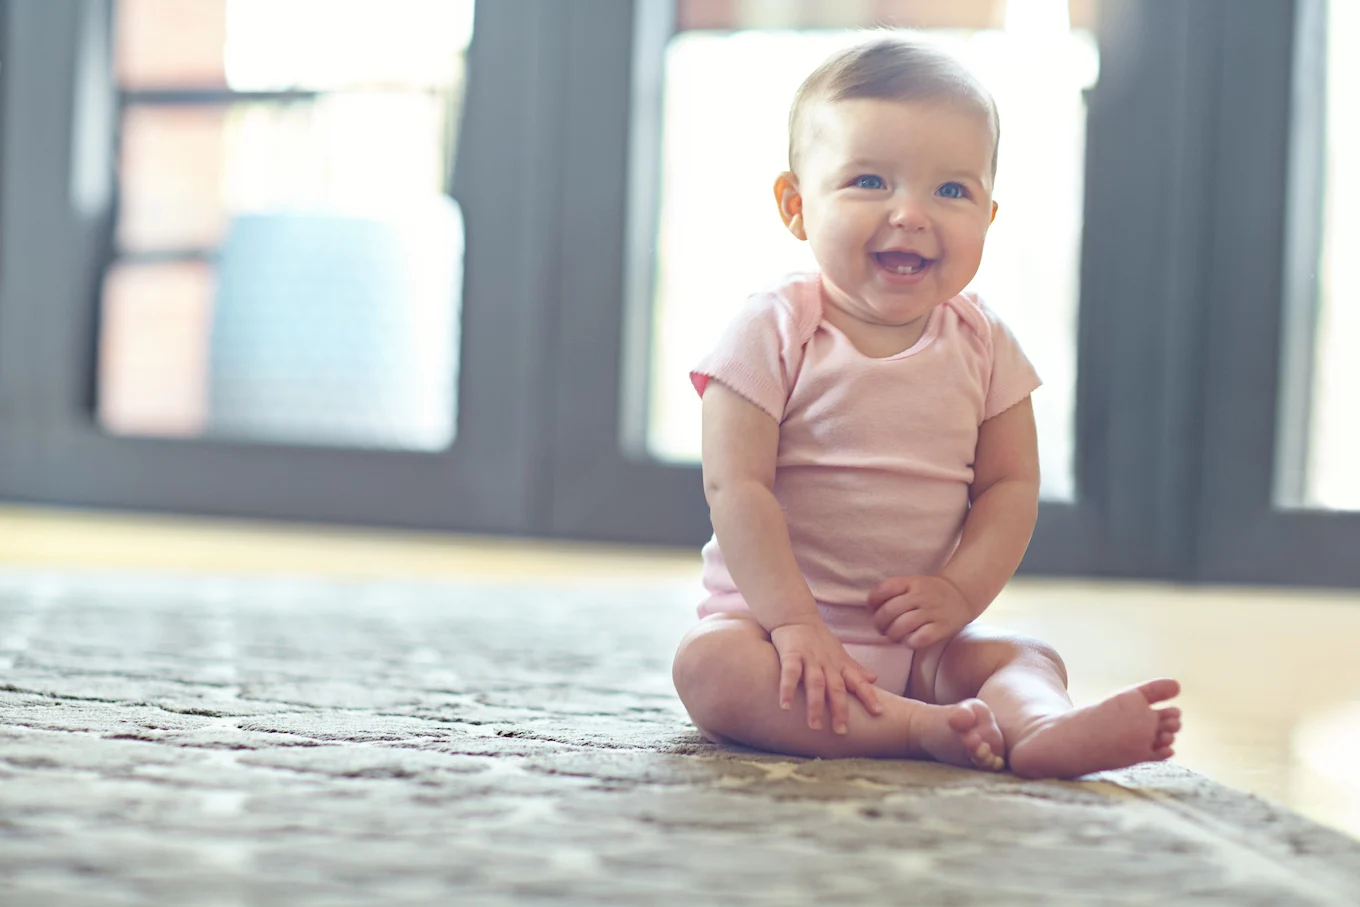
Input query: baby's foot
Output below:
<box><xmin>909</xmin><ymin>698</ymin><xmax>1006</xmax><ymax>771</ymax></box>
<box><xmin>1007</xmin><ymin>678</ymin><xmax>1182</xmax><ymax>780</ymax></box>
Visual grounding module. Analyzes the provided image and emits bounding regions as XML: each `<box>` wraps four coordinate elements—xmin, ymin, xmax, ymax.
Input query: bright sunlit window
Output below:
<box><xmin>643</xmin><ymin>0</ymin><xmax>1097</xmax><ymax>502</ymax></box>
<box><xmin>1306</xmin><ymin>0</ymin><xmax>1360</xmax><ymax>510</ymax></box>
<box><xmin>99</xmin><ymin>0</ymin><xmax>473</xmax><ymax>451</ymax></box>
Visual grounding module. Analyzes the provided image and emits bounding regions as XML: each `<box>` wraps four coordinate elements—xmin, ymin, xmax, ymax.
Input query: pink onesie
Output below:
<box><xmin>691</xmin><ymin>272</ymin><xmax>1041</xmax><ymax>697</ymax></box>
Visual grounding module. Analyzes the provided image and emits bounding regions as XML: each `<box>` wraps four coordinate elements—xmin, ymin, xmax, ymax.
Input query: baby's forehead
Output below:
<box><xmin>808</xmin><ymin>96</ymin><xmax>990</xmax><ymax>135</ymax></box>
<box><xmin>798</xmin><ymin>98</ymin><xmax>996</xmax><ymax>167</ymax></box>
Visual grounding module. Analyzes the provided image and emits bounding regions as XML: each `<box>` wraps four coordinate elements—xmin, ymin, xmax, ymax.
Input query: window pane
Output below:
<box><xmin>99</xmin><ymin>0</ymin><xmax>473</xmax><ymax>452</ymax></box>
<box><xmin>118</xmin><ymin>105</ymin><xmax>228</xmax><ymax>251</ymax></box>
<box><xmin>1307</xmin><ymin>0</ymin><xmax>1360</xmax><ymax>510</ymax></box>
<box><xmin>115</xmin><ymin>0</ymin><xmax>228</xmax><ymax>88</ymax></box>
<box><xmin>641</xmin><ymin>0</ymin><xmax>1097</xmax><ymax>502</ymax></box>
<box><xmin>224</xmin><ymin>0</ymin><xmax>473</xmax><ymax>91</ymax></box>
<box><xmin>119</xmin><ymin>95</ymin><xmax>452</xmax><ymax>254</ymax></box>
<box><xmin>205</xmin><ymin>205</ymin><xmax>462</xmax><ymax>450</ymax></box>
<box><xmin>114</xmin><ymin>0</ymin><xmax>474</xmax><ymax>91</ymax></box>
<box><xmin>98</xmin><ymin>262</ymin><xmax>215</xmax><ymax>437</ymax></box>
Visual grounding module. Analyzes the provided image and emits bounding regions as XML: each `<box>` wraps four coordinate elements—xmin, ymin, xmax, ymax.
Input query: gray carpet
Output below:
<box><xmin>1</xmin><ymin>569</ymin><xmax>1358</xmax><ymax>906</ymax></box>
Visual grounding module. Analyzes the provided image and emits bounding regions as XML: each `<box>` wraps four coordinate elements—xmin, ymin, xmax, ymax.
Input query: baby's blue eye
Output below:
<box><xmin>853</xmin><ymin>174</ymin><xmax>886</xmax><ymax>190</ymax></box>
<box><xmin>937</xmin><ymin>182</ymin><xmax>968</xmax><ymax>199</ymax></box>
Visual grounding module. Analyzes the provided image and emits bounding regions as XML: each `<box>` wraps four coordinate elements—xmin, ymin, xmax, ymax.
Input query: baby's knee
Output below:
<box><xmin>1008</xmin><ymin>634</ymin><xmax>1068</xmax><ymax>683</ymax></box>
<box><xmin>950</xmin><ymin>626</ymin><xmax>1067</xmax><ymax>682</ymax></box>
<box><xmin>672</xmin><ymin>617</ymin><xmax>760</xmax><ymax>727</ymax></box>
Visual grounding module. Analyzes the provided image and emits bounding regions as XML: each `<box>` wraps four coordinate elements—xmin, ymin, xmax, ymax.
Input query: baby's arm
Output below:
<box><xmin>702</xmin><ymin>381</ymin><xmax>883</xmax><ymax>733</ymax></box>
<box><xmin>941</xmin><ymin>394</ymin><xmax>1041</xmax><ymax>609</ymax></box>
<box><xmin>869</xmin><ymin>396</ymin><xmax>1040</xmax><ymax>647</ymax></box>
<box><xmin>701</xmin><ymin>381</ymin><xmax>816</xmax><ymax>628</ymax></box>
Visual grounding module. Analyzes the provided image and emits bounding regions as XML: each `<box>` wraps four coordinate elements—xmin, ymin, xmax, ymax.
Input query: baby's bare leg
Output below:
<box><xmin>917</xmin><ymin>626</ymin><xmax>1182</xmax><ymax>779</ymax></box>
<box><xmin>673</xmin><ymin>614</ymin><xmax>1003</xmax><ymax>768</ymax></box>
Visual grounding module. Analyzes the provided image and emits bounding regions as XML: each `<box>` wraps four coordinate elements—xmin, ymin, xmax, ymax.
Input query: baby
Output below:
<box><xmin>672</xmin><ymin>36</ymin><xmax>1181</xmax><ymax>778</ymax></box>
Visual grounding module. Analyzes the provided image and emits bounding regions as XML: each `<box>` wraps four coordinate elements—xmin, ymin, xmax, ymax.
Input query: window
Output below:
<box><xmin>98</xmin><ymin>0</ymin><xmax>474</xmax><ymax>451</ymax></box>
<box><xmin>0</xmin><ymin>0</ymin><xmax>553</xmax><ymax>534</ymax></box>
<box><xmin>1303</xmin><ymin>0</ymin><xmax>1359</xmax><ymax>510</ymax></box>
<box><xmin>640</xmin><ymin>0</ymin><xmax>1097</xmax><ymax>502</ymax></box>
<box><xmin>1193</xmin><ymin>0</ymin><xmax>1360</xmax><ymax>585</ymax></box>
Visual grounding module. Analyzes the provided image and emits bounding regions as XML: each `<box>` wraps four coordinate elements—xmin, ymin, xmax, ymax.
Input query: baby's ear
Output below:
<box><xmin>774</xmin><ymin>172</ymin><xmax>807</xmax><ymax>240</ymax></box>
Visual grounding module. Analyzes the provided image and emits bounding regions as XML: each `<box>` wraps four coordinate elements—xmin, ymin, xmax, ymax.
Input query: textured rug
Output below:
<box><xmin>1</xmin><ymin>569</ymin><xmax>1358</xmax><ymax>906</ymax></box>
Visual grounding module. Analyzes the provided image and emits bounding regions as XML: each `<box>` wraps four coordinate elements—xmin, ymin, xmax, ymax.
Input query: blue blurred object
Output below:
<box><xmin>207</xmin><ymin>198</ymin><xmax>463</xmax><ymax>450</ymax></box>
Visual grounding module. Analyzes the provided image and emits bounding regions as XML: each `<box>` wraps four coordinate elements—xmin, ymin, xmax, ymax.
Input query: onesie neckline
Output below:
<box><xmin>817</xmin><ymin>304</ymin><xmax>941</xmax><ymax>362</ymax></box>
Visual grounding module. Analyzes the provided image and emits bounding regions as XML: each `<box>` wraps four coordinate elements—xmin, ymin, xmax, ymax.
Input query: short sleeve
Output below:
<box><xmin>981</xmin><ymin>306</ymin><xmax>1042</xmax><ymax>421</ymax></box>
<box><xmin>690</xmin><ymin>291</ymin><xmax>810</xmax><ymax>422</ymax></box>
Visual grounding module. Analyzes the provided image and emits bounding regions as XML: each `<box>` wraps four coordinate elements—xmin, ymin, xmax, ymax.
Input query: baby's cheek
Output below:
<box><xmin>816</xmin><ymin>207</ymin><xmax>860</xmax><ymax>236</ymax></box>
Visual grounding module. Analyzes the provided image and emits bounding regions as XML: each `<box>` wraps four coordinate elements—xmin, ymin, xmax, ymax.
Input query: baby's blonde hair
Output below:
<box><xmin>788</xmin><ymin>35</ymin><xmax>1000</xmax><ymax>178</ymax></box>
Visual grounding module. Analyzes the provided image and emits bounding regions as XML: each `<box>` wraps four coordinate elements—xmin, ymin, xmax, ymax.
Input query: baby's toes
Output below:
<box><xmin>1155</xmin><ymin>729</ymin><xmax>1176</xmax><ymax>749</ymax></box>
<box><xmin>957</xmin><ymin>702</ymin><xmax>1005</xmax><ymax>771</ymax></box>
<box><xmin>958</xmin><ymin>725</ymin><xmax>989</xmax><ymax>763</ymax></box>
<box><xmin>968</xmin><ymin>738</ymin><xmax>1004</xmax><ymax>771</ymax></box>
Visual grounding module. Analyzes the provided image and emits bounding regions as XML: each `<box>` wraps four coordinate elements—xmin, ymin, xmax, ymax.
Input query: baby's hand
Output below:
<box><xmin>868</xmin><ymin>575</ymin><xmax>977</xmax><ymax>649</ymax></box>
<box><xmin>768</xmin><ymin>620</ymin><xmax>883</xmax><ymax>734</ymax></box>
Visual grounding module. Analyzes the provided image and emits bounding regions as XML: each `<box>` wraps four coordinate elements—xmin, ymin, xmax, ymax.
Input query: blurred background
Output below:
<box><xmin>0</xmin><ymin>0</ymin><xmax>1357</xmax><ymax>836</ymax></box>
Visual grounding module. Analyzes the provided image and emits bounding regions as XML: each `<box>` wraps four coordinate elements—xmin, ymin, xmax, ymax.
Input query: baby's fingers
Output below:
<box><xmin>871</xmin><ymin>597</ymin><xmax>912</xmax><ymax>634</ymax></box>
<box><xmin>803</xmin><ymin>666</ymin><xmax>827</xmax><ymax>730</ymax></box>
<box><xmin>846</xmin><ymin>670</ymin><xmax>883</xmax><ymax>716</ymax></box>
<box><xmin>777</xmin><ymin>654</ymin><xmax>804</xmax><ymax>711</ymax></box>
<box><xmin>906</xmin><ymin>622</ymin><xmax>945</xmax><ymax>650</ymax></box>
<box><xmin>867</xmin><ymin>576</ymin><xmax>913</xmax><ymax>609</ymax></box>
<box><xmin>886</xmin><ymin>608</ymin><xmax>930</xmax><ymax>643</ymax></box>
<box><xmin>826</xmin><ymin>674</ymin><xmax>851</xmax><ymax>735</ymax></box>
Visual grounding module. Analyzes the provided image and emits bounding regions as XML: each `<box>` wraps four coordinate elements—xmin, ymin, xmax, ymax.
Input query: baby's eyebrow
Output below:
<box><xmin>838</xmin><ymin>158</ymin><xmax>888</xmax><ymax>170</ymax></box>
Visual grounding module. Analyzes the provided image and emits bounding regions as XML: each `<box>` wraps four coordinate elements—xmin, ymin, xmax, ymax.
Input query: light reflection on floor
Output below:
<box><xmin>1290</xmin><ymin>703</ymin><xmax>1360</xmax><ymax>838</ymax></box>
<box><xmin>990</xmin><ymin>578</ymin><xmax>1360</xmax><ymax>841</ymax></box>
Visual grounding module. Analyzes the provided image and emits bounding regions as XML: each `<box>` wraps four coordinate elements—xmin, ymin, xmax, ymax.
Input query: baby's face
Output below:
<box><xmin>780</xmin><ymin>98</ymin><xmax>996</xmax><ymax>334</ymax></box>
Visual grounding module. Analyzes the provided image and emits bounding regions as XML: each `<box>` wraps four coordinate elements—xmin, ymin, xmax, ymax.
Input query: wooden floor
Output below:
<box><xmin>2</xmin><ymin>504</ymin><xmax>1358</xmax><ymax>841</ymax></box>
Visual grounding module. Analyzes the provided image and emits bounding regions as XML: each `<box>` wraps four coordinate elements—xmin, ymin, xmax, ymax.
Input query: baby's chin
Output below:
<box><xmin>825</xmin><ymin>282</ymin><xmax>926</xmax><ymax>314</ymax></box>
<box><xmin>871</xmin><ymin>273</ymin><xmax>973</xmax><ymax>309</ymax></box>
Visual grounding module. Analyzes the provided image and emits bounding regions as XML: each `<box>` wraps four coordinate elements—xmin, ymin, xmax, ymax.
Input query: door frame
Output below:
<box><xmin>544</xmin><ymin>0</ymin><xmax>1227</xmax><ymax>583</ymax></box>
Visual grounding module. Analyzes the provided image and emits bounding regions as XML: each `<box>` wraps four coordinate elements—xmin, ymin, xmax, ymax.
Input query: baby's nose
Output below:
<box><xmin>887</xmin><ymin>199</ymin><xmax>930</xmax><ymax>230</ymax></box>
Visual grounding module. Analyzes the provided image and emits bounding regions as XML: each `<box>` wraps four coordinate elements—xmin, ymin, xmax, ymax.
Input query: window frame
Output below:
<box><xmin>0</xmin><ymin>0</ymin><xmax>563</xmax><ymax>534</ymax></box>
<box><xmin>1193</xmin><ymin>0</ymin><xmax>1360</xmax><ymax>586</ymax></box>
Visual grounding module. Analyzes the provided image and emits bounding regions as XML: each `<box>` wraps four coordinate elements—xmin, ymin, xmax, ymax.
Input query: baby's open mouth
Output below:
<box><xmin>875</xmin><ymin>251</ymin><xmax>932</xmax><ymax>274</ymax></box>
